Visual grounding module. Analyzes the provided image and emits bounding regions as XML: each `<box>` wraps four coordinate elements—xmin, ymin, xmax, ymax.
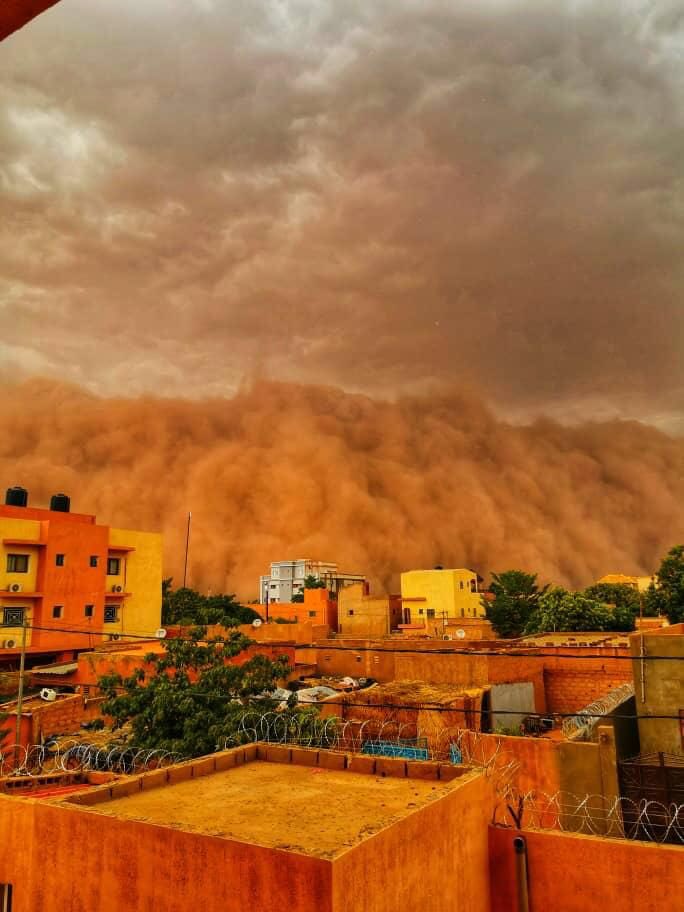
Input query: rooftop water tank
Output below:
<box><xmin>5</xmin><ymin>486</ymin><xmax>28</xmax><ymax>507</ymax></box>
<box><xmin>49</xmin><ymin>493</ymin><xmax>71</xmax><ymax>513</ymax></box>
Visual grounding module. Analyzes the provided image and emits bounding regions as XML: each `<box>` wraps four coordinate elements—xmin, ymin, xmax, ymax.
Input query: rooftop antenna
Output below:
<box><xmin>183</xmin><ymin>511</ymin><xmax>192</xmax><ymax>588</ymax></box>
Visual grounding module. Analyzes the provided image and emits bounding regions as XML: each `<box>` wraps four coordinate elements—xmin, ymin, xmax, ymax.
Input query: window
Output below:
<box><xmin>459</xmin><ymin>581</ymin><xmax>464</xmax><ymax>590</ymax></box>
<box><xmin>6</xmin><ymin>554</ymin><xmax>28</xmax><ymax>573</ymax></box>
<box><xmin>104</xmin><ymin>605</ymin><xmax>118</xmax><ymax>623</ymax></box>
<box><xmin>107</xmin><ymin>557</ymin><xmax>121</xmax><ymax>576</ymax></box>
<box><xmin>2</xmin><ymin>608</ymin><xmax>24</xmax><ymax>627</ymax></box>
<box><xmin>427</xmin><ymin>609</ymin><xmax>435</xmax><ymax>619</ymax></box>
<box><xmin>52</xmin><ymin>606</ymin><xmax>63</xmax><ymax>619</ymax></box>
<box><xmin>84</xmin><ymin>604</ymin><xmax>94</xmax><ymax>618</ymax></box>
<box><xmin>0</xmin><ymin>883</ymin><xmax>12</xmax><ymax>912</ymax></box>
<box><xmin>348</xmin><ymin>609</ymin><xmax>354</xmax><ymax>616</ymax></box>
<box><xmin>55</xmin><ymin>553</ymin><xmax>65</xmax><ymax>567</ymax></box>
<box><xmin>308</xmin><ymin>610</ymin><xmax>317</xmax><ymax>618</ymax></box>
<box><xmin>90</xmin><ymin>556</ymin><xmax>99</xmax><ymax>568</ymax></box>
<box><xmin>418</xmin><ymin>608</ymin><xmax>424</xmax><ymax>615</ymax></box>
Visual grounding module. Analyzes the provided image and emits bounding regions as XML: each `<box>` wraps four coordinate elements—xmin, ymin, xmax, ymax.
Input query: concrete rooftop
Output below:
<box><xmin>90</xmin><ymin>760</ymin><xmax>455</xmax><ymax>858</ymax></box>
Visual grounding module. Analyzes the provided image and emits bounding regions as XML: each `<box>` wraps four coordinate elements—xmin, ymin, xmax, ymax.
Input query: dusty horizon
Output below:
<box><xmin>1</xmin><ymin>377</ymin><xmax>682</xmax><ymax>600</ymax></box>
<box><xmin>1</xmin><ymin>0</ymin><xmax>683</xmax><ymax>430</ymax></box>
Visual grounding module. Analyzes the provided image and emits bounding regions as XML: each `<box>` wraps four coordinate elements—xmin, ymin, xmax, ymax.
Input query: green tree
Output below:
<box><xmin>303</xmin><ymin>575</ymin><xmax>326</xmax><ymax>590</ymax></box>
<box><xmin>161</xmin><ymin>581</ymin><xmax>260</xmax><ymax>628</ymax></box>
<box><xmin>99</xmin><ymin>632</ymin><xmax>291</xmax><ymax>757</ymax></box>
<box><xmin>524</xmin><ymin>587</ymin><xmax>615</xmax><ymax>634</ymax></box>
<box><xmin>647</xmin><ymin>545</ymin><xmax>684</xmax><ymax>624</ymax></box>
<box><xmin>484</xmin><ymin>570</ymin><xmax>547</xmax><ymax>638</ymax></box>
<box><xmin>583</xmin><ymin>582</ymin><xmax>640</xmax><ymax>632</ymax></box>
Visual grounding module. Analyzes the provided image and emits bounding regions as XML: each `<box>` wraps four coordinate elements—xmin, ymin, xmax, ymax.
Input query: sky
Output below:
<box><xmin>1</xmin><ymin>0</ymin><xmax>683</xmax><ymax>428</ymax></box>
<box><xmin>1</xmin><ymin>1</ymin><xmax>683</xmax><ymax>593</ymax></box>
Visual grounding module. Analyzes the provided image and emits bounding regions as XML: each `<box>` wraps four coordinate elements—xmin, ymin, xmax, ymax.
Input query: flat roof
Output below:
<box><xmin>92</xmin><ymin>760</ymin><xmax>455</xmax><ymax>858</ymax></box>
<box><xmin>336</xmin><ymin>680</ymin><xmax>484</xmax><ymax>705</ymax></box>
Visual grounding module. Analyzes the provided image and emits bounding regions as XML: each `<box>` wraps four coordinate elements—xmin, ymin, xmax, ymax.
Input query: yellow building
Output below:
<box><xmin>400</xmin><ymin>568</ymin><xmax>485</xmax><ymax>624</ymax></box>
<box><xmin>0</xmin><ymin>487</ymin><xmax>162</xmax><ymax>657</ymax></box>
<box><xmin>597</xmin><ymin>574</ymin><xmax>655</xmax><ymax>593</ymax></box>
<box><xmin>337</xmin><ymin>583</ymin><xmax>403</xmax><ymax>637</ymax></box>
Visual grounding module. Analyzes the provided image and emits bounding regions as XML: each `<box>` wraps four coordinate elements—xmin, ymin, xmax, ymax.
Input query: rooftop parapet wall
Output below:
<box><xmin>0</xmin><ymin>743</ymin><xmax>494</xmax><ymax>912</ymax></box>
<box><xmin>488</xmin><ymin>825</ymin><xmax>684</xmax><ymax>912</ymax></box>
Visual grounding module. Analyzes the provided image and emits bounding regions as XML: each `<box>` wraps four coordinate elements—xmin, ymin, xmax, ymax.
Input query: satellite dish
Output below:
<box><xmin>455</xmin><ymin>629</ymin><xmax>466</xmax><ymax>639</ymax></box>
<box><xmin>155</xmin><ymin>628</ymin><xmax>167</xmax><ymax>639</ymax></box>
<box><xmin>252</xmin><ymin>618</ymin><xmax>263</xmax><ymax>628</ymax></box>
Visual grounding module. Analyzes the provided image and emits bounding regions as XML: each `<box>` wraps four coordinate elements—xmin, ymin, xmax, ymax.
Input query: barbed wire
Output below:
<box><xmin>223</xmin><ymin>710</ymin><xmax>521</xmax><ymax>788</ymax></box>
<box><xmin>561</xmin><ymin>682</ymin><xmax>635</xmax><ymax>739</ymax></box>
<box><xmin>0</xmin><ymin>741</ymin><xmax>184</xmax><ymax>778</ymax></box>
<box><xmin>495</xmin><ymin>787</ymin><xmax>684</xmax><ymax>844</ymax></box>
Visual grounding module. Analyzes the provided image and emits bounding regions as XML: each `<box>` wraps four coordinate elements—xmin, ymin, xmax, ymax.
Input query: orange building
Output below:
<box><xmin>0</xmin><ymin>744</ymin><xmax>493</xmax><ymax>912</ymax></box>
<box><xmin>259</xmin><ymin>587</ymin><xmax>338</xmax><ymax>631</ymax></box>
<box><xmin>0</xmin><ymin>488</ymin><xmax>162</xmax><ymax>665</ymax></box>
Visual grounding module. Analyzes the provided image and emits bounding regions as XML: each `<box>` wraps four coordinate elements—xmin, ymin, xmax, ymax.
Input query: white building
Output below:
<box><xmin>259</xmin><ymin>560</ymin><xmax>365</xmax><ymax>604</ymax></box>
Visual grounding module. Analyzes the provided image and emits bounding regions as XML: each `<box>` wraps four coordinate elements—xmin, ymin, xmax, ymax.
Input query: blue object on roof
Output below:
<box><xmin>361</xmin><ymin>739</ymin><xmax>429</xmax><ymax>761</ymax></box>
<box><xmin>450</xmin><ymin>744</ymin><xmax>463</xmax><ymax>764</ymax></box>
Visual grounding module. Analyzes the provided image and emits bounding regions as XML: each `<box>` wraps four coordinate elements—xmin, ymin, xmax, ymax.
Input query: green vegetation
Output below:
<box><xmin>644</xmin><ymin>544</ymin><xmax>684</xmax><ymax>624</ymax></box>
<box><xmin>487</xmin><ymin>575</ymin><xmax>647</xmax><ymax>637</ymax></box>
<box><xmin>99</xmin><ymin>631</ymin><xmax>291</xmax><ymax>757</ymax></box>
<box><xmin>161</xmin><ymin>578</ymin><xmax>261</xmax><ymax>628</ymax></box>
<box><xmin>583</xmin><ymin>582</ymin><xmax>641</xmax><ymax>630</ymax></box>
<box><xmin>304</xmin><ymin>575</ymin><xmax>326</xmax><ymax>589</ymax></box>
<box><xmin>523</xmin><ymin>587</ymin><xmax>618</xmax><ymax>634</ymax></box>
<box><xmin>484</xmin><ymin>570</ymin><xmax>547</xmax><ymax>638</ymax></box>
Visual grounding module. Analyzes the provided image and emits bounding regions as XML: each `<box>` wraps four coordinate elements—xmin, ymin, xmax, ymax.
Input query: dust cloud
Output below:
<box><xmin>1</xmin><ymin>379</ymin><xmax>681</xmax><ymax>599</ymax></box>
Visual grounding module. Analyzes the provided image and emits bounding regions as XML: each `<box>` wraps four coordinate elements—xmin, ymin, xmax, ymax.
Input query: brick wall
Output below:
<box><xmin>543</xmin><ymin>668</ymin><xmax>631</xmax><ymax>714</ymax></box>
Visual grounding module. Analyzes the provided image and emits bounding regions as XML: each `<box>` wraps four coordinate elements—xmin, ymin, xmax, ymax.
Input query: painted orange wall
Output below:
<box><xmin>314</xmin><ymin>639</ymin><xmax>634</xmax><ymax>715</ymax></box>
<box><xmin>489</xmin><ymin>826</ymin><xmax>684</xmax><ymax>912</ymax></box>
<box><xmin>314</xmin><ymin>640</ymin><xmax>547</xmax><ymax>711</ymax></box>
<box><xmin>72</xmin><ymin>641</ymin><xmax>296</xmax><ymax>688</ymax></box>
<box><xmin>0</xmin><ymin>794</ymin><xmax>333</xmax><ymax>912</ymax></box>
<box><xmin>0</xmin><ymin>504</ymin><xmax>161</xmax><ymax>658</ymax></box>
<box><xmin>260</xmin><ymin>589</ymin><xmax>338</xmax><ymax>629</ymax></box>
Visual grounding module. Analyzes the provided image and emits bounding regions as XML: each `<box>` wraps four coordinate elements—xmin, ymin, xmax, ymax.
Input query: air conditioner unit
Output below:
<box><xmin>5</xmin><ymin>639</ymin><xmax>17</xmax><ymax>649</ymax></box>
<box><xmin>111</xmin><ymin>584</ymin><xmax>123</xmax><ymax>593</ymax></box>
<box><xmin>8</xmin><ymin>583</ymin><xmax>22</xmax><ymax>593</ymax></box>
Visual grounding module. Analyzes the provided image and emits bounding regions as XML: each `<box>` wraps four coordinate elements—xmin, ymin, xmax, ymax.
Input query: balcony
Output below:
<box><xmin>2</xmin><ymin>538</ymin><xmax>46</xmax><ymax>548</ymax></box>
<box><xmin>0</xmin><ymin>590</ymin><xmax>43</xmax><ymax>599</ymax></box>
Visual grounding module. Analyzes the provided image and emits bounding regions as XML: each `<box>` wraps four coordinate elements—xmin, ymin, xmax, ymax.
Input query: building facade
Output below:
<box><xmin>337</xmin><ymin>583</ymin><xmax>403</xmax><ymax>637</ymax></box>
<box><xmin>0</xmin><ymin>488</ymin><xmax>162</xmax><ymax>663</ymax></box>
<box><xmin>400</xmin><ymin>568</ymin><xmax>486</xmax><ymax>623</ymax></box>
<box><xmin>259</xmin><ymin>560</ymin><xmax>365</xmax><ymax>604</ymax></box>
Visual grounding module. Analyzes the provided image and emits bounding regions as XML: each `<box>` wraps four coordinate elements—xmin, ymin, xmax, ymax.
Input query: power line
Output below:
<box><xmin>25</xmin><ymin>676</ymin><xmax>684</xmax><ymax>724</ymax></box>
<box><xmin>21</xmin><ymin>622</ymin><xmax>684</xmax><ymax>661</ymax></box>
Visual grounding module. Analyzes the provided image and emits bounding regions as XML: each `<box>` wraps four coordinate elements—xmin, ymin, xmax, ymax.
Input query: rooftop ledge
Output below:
<box><xmin>2</xmin><ymin>539</ymin><xmax>46</xmax><ymax>548</ymax></box>
<box><xmin>63</xmin><ymin>743</ymin><xmax>475</xmax><ymax>859</ymax></box>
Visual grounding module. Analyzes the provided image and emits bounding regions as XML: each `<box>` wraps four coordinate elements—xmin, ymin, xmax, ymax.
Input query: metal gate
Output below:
<box><xmin>618</xmin><ymin>752</ymin><xmax>684</xmax><ymax>843</ymax></box>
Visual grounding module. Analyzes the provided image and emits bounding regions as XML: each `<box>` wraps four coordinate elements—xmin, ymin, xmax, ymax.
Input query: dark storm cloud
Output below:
<box><xmin>1</xmin><ymin>0</ymin><xmax>683</xmax><ymax>420</ymax></box>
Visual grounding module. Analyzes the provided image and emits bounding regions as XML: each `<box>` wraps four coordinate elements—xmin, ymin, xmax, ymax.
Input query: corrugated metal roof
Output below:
<box><xmin>31</xmin><ymin>662</ymin><xmax>78</xmax><ymax>675</ymax></box>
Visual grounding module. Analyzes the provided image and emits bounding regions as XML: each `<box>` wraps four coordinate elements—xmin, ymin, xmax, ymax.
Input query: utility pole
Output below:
<box><xmin>183</xmin><ymin>511</ymin><xmax>192</xmax><ymax>588</ymax></box>
<box><xmin>14</xmin><ymin>618</ymin><xmax>28</xmax><ymax>769</ymax></box>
